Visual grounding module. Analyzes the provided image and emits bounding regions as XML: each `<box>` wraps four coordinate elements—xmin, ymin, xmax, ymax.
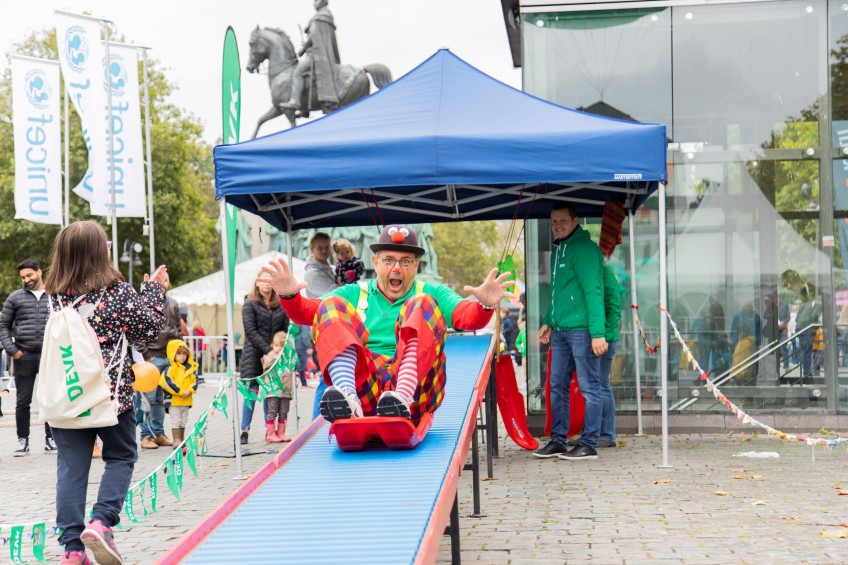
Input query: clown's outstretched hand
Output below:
<box><xmin>262</xmin><ymin>258</ymin><xmax>308</xmax><ymax>297</ymax></box>
<box><xmin>463</xmin><ymin>268</ymin><xmax>515</xmax><ymax>308</ymax></box>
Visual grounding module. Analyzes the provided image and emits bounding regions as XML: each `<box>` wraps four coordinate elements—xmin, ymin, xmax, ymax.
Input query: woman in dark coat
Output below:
<box><xmin>240</xmin><ymin>271</ymin><xmax>290</xmax><ymax>444</ymax></box>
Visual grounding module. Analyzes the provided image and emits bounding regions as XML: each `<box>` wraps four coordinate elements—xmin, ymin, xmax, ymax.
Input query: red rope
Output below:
<box><xmin>370</xmin><ymin>189</ymin><xmax>385</xmax><ymax>228</ymax></box>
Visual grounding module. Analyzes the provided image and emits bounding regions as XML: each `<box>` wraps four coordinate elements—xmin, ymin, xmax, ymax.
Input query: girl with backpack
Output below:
<box><xmin>44</xmin><ymin>221</ymin><xmax>168</xmax><ymax>565</ymax></box>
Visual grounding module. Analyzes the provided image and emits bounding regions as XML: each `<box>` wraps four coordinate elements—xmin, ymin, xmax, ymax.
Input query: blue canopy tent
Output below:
<box><xmin>213</xmin><ymin>49</ymin><xmax>674</xmax><ymax>464</ymax></box>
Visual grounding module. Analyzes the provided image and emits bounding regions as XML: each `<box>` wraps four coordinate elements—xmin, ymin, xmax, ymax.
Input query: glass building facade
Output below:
<box><xmin>519</xmin><ymin>0</ymin><xmax>848</xmax><ymax>419</ymax></box>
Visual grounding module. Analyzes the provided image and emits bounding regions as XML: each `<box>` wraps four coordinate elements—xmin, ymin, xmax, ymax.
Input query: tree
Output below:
<box><xmin>433</xmin><ymin>220</ymin><xmax>523</xmax><ymax>295</ymax></box>
<box><xmin>0</xmin><ymin>28</ymin><xmax>218</xmax><ymax>301</ymax></box>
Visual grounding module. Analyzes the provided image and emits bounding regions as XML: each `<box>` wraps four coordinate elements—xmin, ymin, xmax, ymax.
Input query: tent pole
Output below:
<box><xmin>658</xmin><ymin>183</ymin><xmax>671</xmax><ymax>468</ymax></box>
<box><xmin>628</xmin><ymin>210</ymin><xmax>643</xmax><ymax>435</ymax></box>
<box><xmin>221</xmin><ymin>200</ymin><xmax>245</xmax><ymax>478</ymax></box>
<box><xmin>286</xmin><ymin>221</ymin><xmax>299</xmax><ymax>436</ymax></box>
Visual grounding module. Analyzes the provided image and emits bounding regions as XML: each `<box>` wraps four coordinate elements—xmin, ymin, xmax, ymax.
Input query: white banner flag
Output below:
<box><xmin>55</xmin><ymin>13</ymin><xmax>108</xmax><ymax>208</ymax></box>
<box><xmin>12</xmin><ymin>56</ymin><xmax>63</xmax><ymax>225</ymax></box>
<box><xmin>98</xmin><ymin>44</ymin><xmax>146</xmax><ymax>217</ymax></box>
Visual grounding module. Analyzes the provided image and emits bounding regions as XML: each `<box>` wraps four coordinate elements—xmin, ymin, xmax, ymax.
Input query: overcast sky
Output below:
<box><xmin>1</xmin><ymin>0</ymin><xmax>521</xmax><ymax>144</ymax></box>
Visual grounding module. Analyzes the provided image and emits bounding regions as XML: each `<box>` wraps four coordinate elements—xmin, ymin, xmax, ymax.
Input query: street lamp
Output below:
<box><xmin>120</xmin><ymin>240</ymin><xmax>143</xmax><ymax>288</ymax></box>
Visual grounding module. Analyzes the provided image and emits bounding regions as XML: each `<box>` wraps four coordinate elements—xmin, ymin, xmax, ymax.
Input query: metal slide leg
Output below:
<box><xmin>488</xmin><ymin>359</ymin><xmax>499</xmax><ymax>458</ymax></box>
<box><xmin>464</xmin><ymin>416</ymin><xmax>482</xmax><ymax>517</ymax></box>
<box><xmin>484</xmin><ymin>402</ymin><xmax>494</xmax><ymax>479</ymax></box>
<box><xmin>442</xmin><ymin>492</ymin><xmax>461</xmax><ymax>564</ymax></box>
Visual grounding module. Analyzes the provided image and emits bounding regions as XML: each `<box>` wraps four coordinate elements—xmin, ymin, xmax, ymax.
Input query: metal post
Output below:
<box><xmin>285</xmin><ymin>221</ymin><xmax>299</xmax><ymax>435</ymax></box>
<box><xmin>628</xmin><ymin>210</ymin><xmax>643</xmax><ymax>435</ymax></box>
<box><xmin>141</xmin><ymin>48</ymin><xmax>156</xmax><ymax>273</ymax></box>
<box><xmin>103</xmin><ymin>22</ymin><xmax>119</xmax><ymax>268</ymax></box>
<box><xmin>469</xmin><ymin>420</ymin><xmax>481</xmax><ymax>517</ymax></box>
<box><xmin>658</xmin><ymin>183</ymin><xmax>671</xmax><ymax>468</ymax></box>
<box><xmin>63</xmin><ymin>85</ymin><xmax>70</xmax><ymax>227</ymax></box>
<box><xmin>220</xmin><ymin>200</ymin><xmax>244</xmax><ymax>478</ymax></box>
<box><xmin>449</xmin><ymin>493</ymin><xmax>461</xmax><ymax>564</ymax></box>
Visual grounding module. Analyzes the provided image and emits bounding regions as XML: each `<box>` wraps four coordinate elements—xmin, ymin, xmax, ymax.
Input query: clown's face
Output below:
<box><xmin>372</xmin><ymin>252</ymin><xmax>419</xmax><ymax>301</ymax></box>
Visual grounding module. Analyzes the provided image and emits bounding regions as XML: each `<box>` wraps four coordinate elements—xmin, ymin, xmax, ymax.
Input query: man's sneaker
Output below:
<box><xmin>558</xmin><ymin>445</ymin><xmax>599</xmax><ymax>460</ymax></box>
<box><xmin>140</xmin><ymin>437</ymin><xmax>158</xmax><ymax>449</ymax></box>
<box><xmin>376</xmin><ymin>390</ymin><xmax>412</xmax><ymax>419</ymax></box>
<box><xmin>532</xmin><ymin>439</ymin><xmax>568</xmax><ymax>459</ymax></box>
<box><xmin>45</xmin><ymin>437</ymin><xmax>58</xmax><ymax>452</ymax></box>
<box><xmin>60</xmin><ymin>550</ymin><xmax>92</xmax><ymax>565</ymax></box>
<box><xmin>80</xmin><ymin>520</ymin><xmax>122</xmax><ymax>565</ymax></box>
<box><xmin>597</xmin><ymin>439</ymin><xmax>617</xmax><ymax>448</ymax></box>
<box><xmin>13</xmin><ymin>437</ymin><xmax>29</xmax><ymax>457</ymax></box>
<box><xmin>319</xmin><ymin>386</ymin><xmax>363</xmax><ymax>422</ymax></box>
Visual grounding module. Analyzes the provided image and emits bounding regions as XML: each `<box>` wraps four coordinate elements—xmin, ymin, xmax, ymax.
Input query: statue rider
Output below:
<box><xmin>281</xmin><ymin>0</ymin><xmax>341</xmax><ymax>113</ymax></box>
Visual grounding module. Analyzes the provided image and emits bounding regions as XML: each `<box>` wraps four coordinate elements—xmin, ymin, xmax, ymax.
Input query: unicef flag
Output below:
<box><xmin>11</xmin><ymin>56</ymin><xmax>63</xmax><ymax>225</ymax></box>
<box><xmin>89</xmin><ymin>44</ymin><xmax>146</xmax><ymax>217</ymax></box>
<box><xmin>55</xmin><ymin>13</ymin><xmax>109</xmax><ymax>210</ymax></box>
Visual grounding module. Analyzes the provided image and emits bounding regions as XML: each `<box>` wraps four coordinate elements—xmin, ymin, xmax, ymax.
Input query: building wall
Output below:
<box><xmin>520</xmin><ymin>0</ymin><xmax>848</xmax><ymax>414</ymax></box>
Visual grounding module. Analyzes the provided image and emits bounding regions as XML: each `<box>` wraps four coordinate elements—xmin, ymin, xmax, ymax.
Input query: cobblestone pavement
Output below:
<box><xmin>3</xmin><ymin>379</ymin><xmax>848</xmax><ymax>564</ymax></box>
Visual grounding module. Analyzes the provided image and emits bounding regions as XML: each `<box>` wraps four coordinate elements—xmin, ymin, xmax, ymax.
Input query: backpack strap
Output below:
<box><xmin>355</xmin><ymin>281</ymin><xmax>369</xmax><ymax>321</ymax></box>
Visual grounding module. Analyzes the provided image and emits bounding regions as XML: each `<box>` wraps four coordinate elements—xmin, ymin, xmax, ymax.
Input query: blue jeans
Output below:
<box><xmin>296</xmin><ymin>325</ymin><xmax>310</xmax><ymax>379</ymax></box>
<box><xmin>241</xmin><ymin>384</ymin><xmax>269</xmax><ymax>431</ymax></box>
<box><xmin>312</xmin><ymin>377</ymin><xmax>328</xmax><ymax>420</ymax></box>
<box><xmin>138</xmin><ymin>357</ymin><xmax>168</xmax><ymax>439</ymax></box>
<box><xmin>550</xmin><ymin>330</ymin><xmax>602</xmax><ymax>449</ymax></box>
<box><xmin>598</xmin><ymin>340</ymin><xmax>619</xmax><ymax>443</ymax></box>
<box><xmin>798</xmin><ymin>332</ymin><xmax>813</xmax><ymax>379</ymax></box>
<box><xmin>53</xmin><ymin>409</ymin><xmax>137</xmax><ymax>552</ymax></box>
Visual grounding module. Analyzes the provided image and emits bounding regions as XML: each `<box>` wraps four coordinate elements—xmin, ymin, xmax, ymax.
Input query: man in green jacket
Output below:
<box><xmin>534</xmin><ymin>204</ymin><xmax>607</xmax><ymax>460</ymax></box>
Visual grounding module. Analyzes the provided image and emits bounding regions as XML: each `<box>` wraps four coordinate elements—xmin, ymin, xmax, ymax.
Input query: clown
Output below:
<box><xmin>262</xmin><ymin>225</ymin><xmax>513</xmax><ymax>423</ymax></box>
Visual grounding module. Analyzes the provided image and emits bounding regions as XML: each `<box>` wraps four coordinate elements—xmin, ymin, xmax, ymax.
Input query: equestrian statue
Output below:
<box><xmin>247</xmin><ymin>0</ymin><xmax>393</xmax><ymax>138</ymax></box>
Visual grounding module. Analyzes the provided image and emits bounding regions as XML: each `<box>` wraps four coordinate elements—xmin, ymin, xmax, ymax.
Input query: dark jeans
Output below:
<box><xmin>295</xmin><ymin>325</ymin><xmax>311</xmax><ymax>385</ymax></box>
<box><xmin>52</xmin><ymin>409</ymin><xmax>137</xmax><ymax>552</ymax></box>
<box><xmin>13</xmin><ymin>352</ymin><xmax>51</xmax><ymax>440</ymax></box>
<box><xmin>138</xmin><ymin>357</ymin><xmax>168</xmax><ymax>439</ymax></box>
<box><xmin>798</xmin><ymin>332</ymin><xmax>814</xmax><ymax>379</ymax></box>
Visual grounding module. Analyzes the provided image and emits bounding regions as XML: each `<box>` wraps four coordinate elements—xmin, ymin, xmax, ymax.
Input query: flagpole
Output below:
<box><xmin>221</xmin><ymin>201</ymin><xmax>244</xmax><ymax>478</ymax></box>
<box><xmin>141</xmin><ymin>48</ymin><xmax>156</xmax><ymax>273</ymax></box>
<box><xmin>64</xmin><ymin>79</ymin><xmax>70</xmax><ymax>227</ymax></box>
<box><xmin>103</xmin><ymin>21</ymin><xmax>119</xmax><ymax>269</ymax></box>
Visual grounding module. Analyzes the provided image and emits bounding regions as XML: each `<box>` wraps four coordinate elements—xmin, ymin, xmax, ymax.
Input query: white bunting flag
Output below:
<box><xmin>55</xmin><ymin>12</ymin><xmax>109</xmax><ymax>209</ymax></box>
<box><xmin>12</xmin><ymin>56</ymin><xmax>63</xmax><ymax>224</ymax></box>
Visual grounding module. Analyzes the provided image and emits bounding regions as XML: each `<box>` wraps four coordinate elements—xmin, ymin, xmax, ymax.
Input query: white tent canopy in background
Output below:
<box><xmin>168</xmin><ymin>251</ymin><xmax>306</xmax><ymax>339</ymax></box>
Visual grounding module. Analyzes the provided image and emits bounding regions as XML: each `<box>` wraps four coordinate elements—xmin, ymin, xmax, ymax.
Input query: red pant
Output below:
<box><xmin>312</xmin><ymin>294</ymin><xmax>447</xmax><ymax>422</ymax></box>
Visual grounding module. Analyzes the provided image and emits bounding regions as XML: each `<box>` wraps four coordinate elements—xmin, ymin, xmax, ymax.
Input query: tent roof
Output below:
<box><xmin>167</xmin><ymin>251</ymin><xmax>306</xmax><ymax>307</ymax></box>
<box><xmin>214</xmin><ymin>49</ymin><xmax>667</xmax><ymax>230</ymax></box>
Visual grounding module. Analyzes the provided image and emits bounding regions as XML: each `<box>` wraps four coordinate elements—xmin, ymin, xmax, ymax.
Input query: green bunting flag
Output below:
<box><xmin>222</xmin><ymin>27</ymin><xmax>241</xmax><ymax>309</ymax></box>
<box><xmin>212</xmin><ymin>391</ymin><xmax>229</xmax><ymax>420</ymax></box>
<box><xmin>236</xmin><ymin>379</ymin><xmax>260</xmax><ymax>402</ymax></box>
<box><xmin>149</xmin><ymin>472</ymin><xmax>158</xmax><ymax>513</ymax></box>
<box><xmin>9</xmin><ymin>525</ymin><xmax>23</xmax><ymax>564</ymax></box>
<box><xmin>125</xmin><ymin>490</ymin><xmax>139</xmax><ymax>523</ymax></box>
<box><xmin>165</xmin><ymin>461</ymin><xmax>180</xmax><ymax>501</ymax></box>
<box><xmin>138</xmin><ymin>481</ymin><xmax>149</xmax><ymax>518</ymax></box>
<box><xmin>185</xmin><ymin>433</ymin><xmax>198</xmax><ymax>477</ymax></box>
<box><xmin>174</xmin><ymin>449</ymin><xmax>184</xmax><ymax>489</ymax></box>
<box><xmin>31</xmin><ymin>523</ymin><xmax>46</xmax><ymax>562</ymax></box>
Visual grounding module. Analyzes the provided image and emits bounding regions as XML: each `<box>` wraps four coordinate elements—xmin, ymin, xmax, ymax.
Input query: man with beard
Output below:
<box><xmin>0</xmin><ymin>259</ymin><xmax>55</xmax><ymax>455</ymax></box>
<box><xmin>263</xmin><ymin>225</ymin><xmax>514</xmax><ymax>424</ymax></box>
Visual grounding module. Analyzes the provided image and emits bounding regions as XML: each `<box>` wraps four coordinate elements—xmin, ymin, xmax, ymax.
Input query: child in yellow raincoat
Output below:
<box><xmin>159</xmin><ymin>339</ymin><xmax>199</xmax><ymax>448</ymax></box>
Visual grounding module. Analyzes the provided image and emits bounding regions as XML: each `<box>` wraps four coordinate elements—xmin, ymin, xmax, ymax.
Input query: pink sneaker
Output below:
<box><xmin>80</xmin><ymin>520</ymin><xmax>122</xmax><ymax>565</ymax></box>
<box><xmin>60</xmin><ymin>550</ymin><xmax>92</xmax><ymax>565</ymax></box>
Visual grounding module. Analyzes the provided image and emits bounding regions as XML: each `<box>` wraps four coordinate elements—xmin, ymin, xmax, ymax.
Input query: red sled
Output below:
<box><xmin>495</xmin><ymin>354</ymin><xmax>539</xmax><ymax>451</ymax></box>
<box><xmin>328</xmin><ymin>413</ymin><xmax>433</xmax><ymax>451</ymax></box>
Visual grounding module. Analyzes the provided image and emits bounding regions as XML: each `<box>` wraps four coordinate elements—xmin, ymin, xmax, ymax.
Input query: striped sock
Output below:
<box><xmin>395</xmin><ymin>337</ymin><xmax>419</xmax><ymax>402</ymax></box>
<box><xmin>328</xmin><ymin>345</ymin><xmax>358</xmax><ymax>398</ymax></box>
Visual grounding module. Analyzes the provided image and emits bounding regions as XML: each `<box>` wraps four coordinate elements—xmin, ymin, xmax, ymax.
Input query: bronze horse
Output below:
<box><xmin>247</xmin><ymin>26</ymin><xmax>393</xmax><ymax>138</ymax></box>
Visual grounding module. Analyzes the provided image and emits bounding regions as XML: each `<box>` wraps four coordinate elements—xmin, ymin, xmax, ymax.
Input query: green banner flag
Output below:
<box><xmin>212</xmin><ymin>390</ymin><xmax>229</xmax><ymax>420</ymax></box>
<box><xmin>222</xmin><ymin>26</ymin><xmax>241</xmax><ymax>310</ymax></box>
<box><xmin>31</xmin><ymin>523</ymin><xmax>46</xmax><ymax>562</ymax></box>
<box><xmin>149</xmin><ymin>473</ymin><xmax>158</xmax><ymax>513</ymax></box>
<box><xmin>237</xmin><ymin>379</ymin><xmax>260</xmax><ymax>402</ymax></box>
<box><xmin>174</xmin><ymin>449</ymin><xmax>184</xmax><ymax>489</ymax></box>
<box><xmin>9</xmin><ymin>525</ymin><xmax>23</xmax><ymax>564</ymax></box>
<box><xmin>138</xmin><ymin>481</ymin><xmax>149</xmax><ymax>518</ymax></box>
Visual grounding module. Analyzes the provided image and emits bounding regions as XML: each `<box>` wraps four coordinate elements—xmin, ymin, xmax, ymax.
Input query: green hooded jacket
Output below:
<box><xmin>543</xmin><ymin>225</ymin><xmax>606</xmax><ymax>338</ymax></box>
<box><xmin>603</xmin><ymin>265</ymin><xmax>622</xmax><ymax>343</ymax></box>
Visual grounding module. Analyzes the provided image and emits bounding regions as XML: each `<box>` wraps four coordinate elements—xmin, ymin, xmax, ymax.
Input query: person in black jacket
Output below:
<box><xmin>240</xmin><ymin>271</ymin><xmax>290</xmax><ymax>444</ymax></box>
<box><xmin>0</xmin><ymin>259</ymin><xmax>54</xmax><ymax>455</ymax></box>
<box><xmin>136</xmin><ymin>272</ymin><xmax>182</xmax><ymax>450</ymax></box>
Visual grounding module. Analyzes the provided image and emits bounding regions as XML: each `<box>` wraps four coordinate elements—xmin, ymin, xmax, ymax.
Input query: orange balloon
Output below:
<box><xmin>132</xmin><ymin>361</ymin><xmax>160</xmax><ymax>392</ymax></box>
